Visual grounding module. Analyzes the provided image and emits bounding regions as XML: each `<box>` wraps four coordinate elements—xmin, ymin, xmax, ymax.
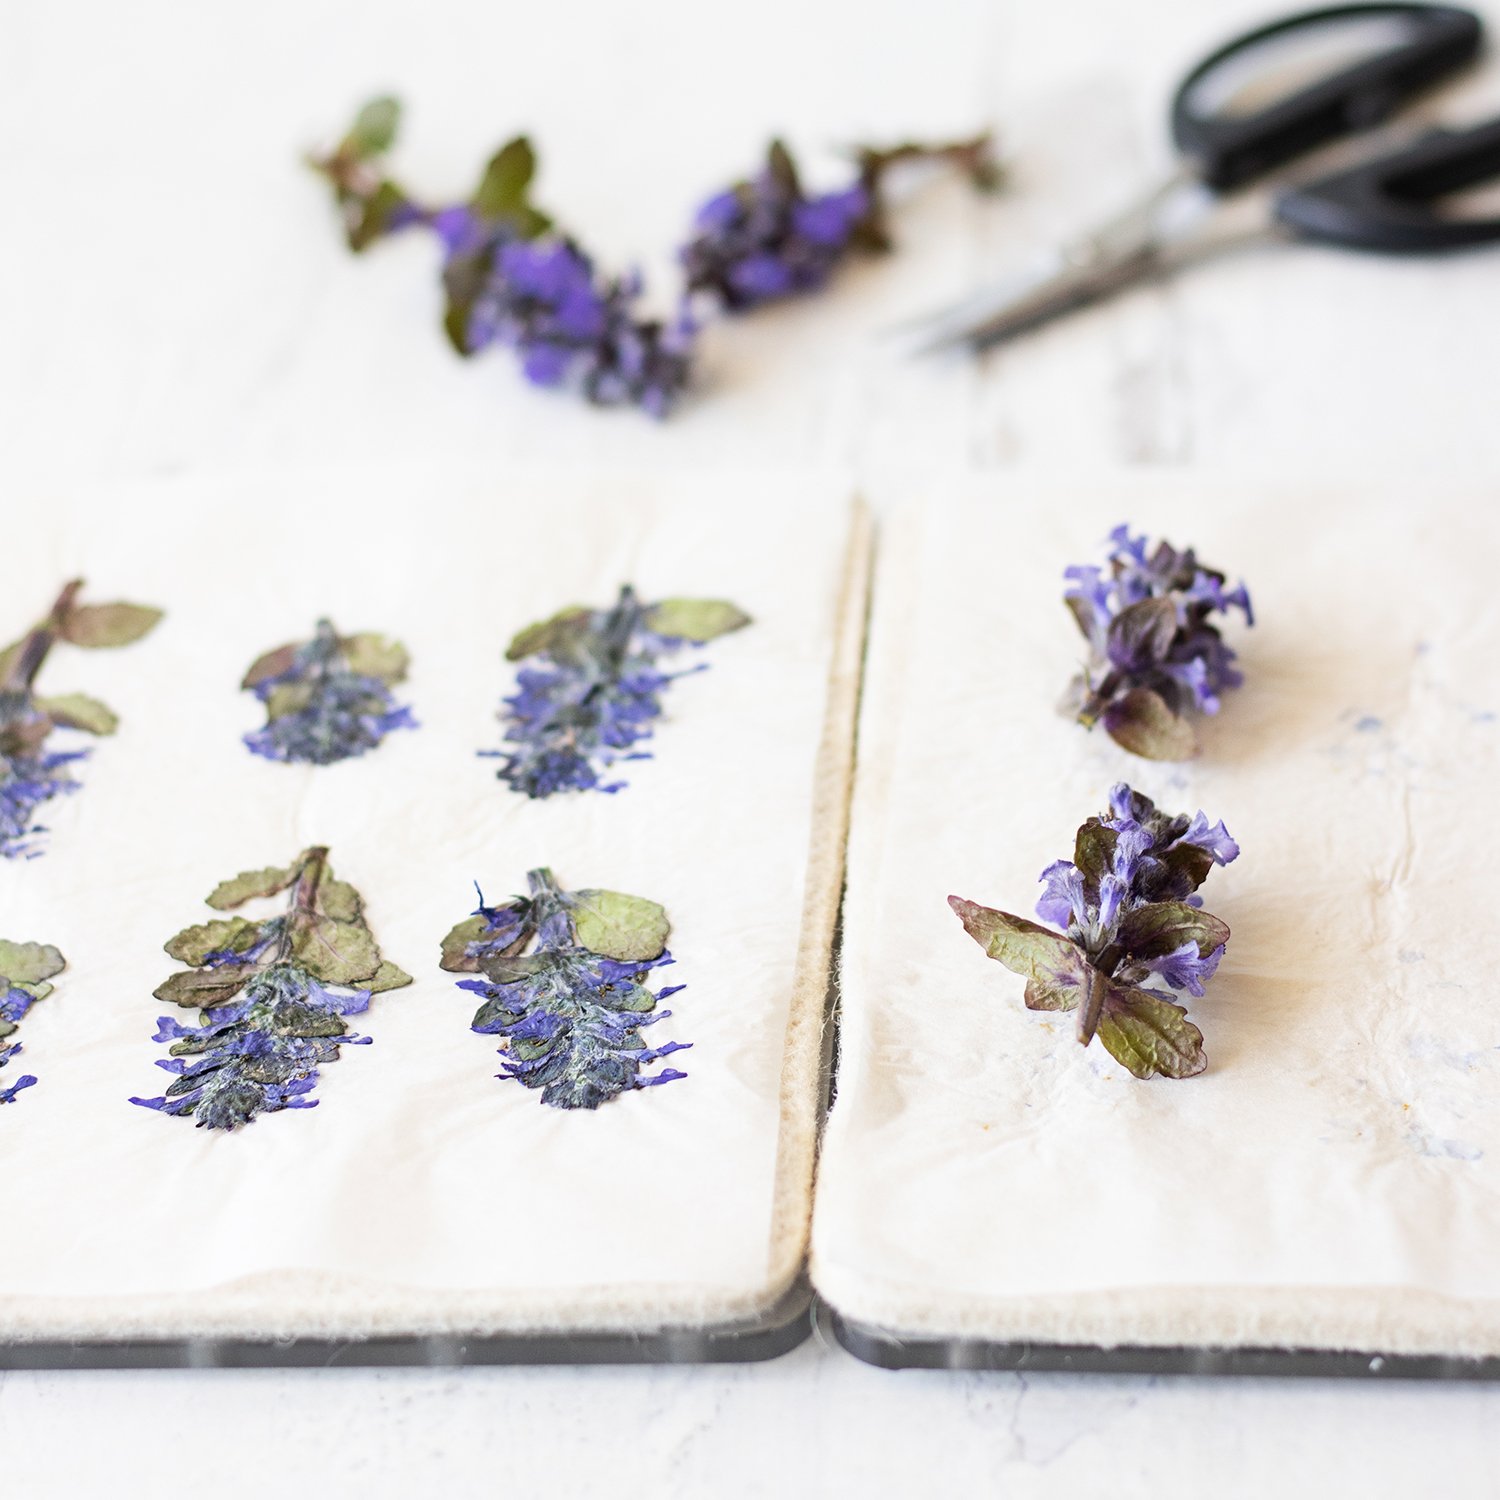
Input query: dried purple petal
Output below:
<box><xmin>487</xmin><ymin>587</ymin><xmax>750</xmax><ymax>799</ymax></box>
<box><xmin>132</xmin><ymin>846</ymin><xmax>411</xmax><ymax>1129</ymax></box>
<box><xmin>0</xmin><ymin>939</ymin><xmax>66</xmax><ymax>1103</ymax></box>
<box><xmin>242</xmin><ymin>619</ymin><xmax>415</xmax><ymax>766</ymax></box>
<box><xmin>0</xmin><ymin>581</ymin><xmax>161</xmax><ymax>858</ymax></box>
<box><xmin>440</xmin><ymin>868</ymin><xmax>688</xmax><ymax>1109</ymax></box>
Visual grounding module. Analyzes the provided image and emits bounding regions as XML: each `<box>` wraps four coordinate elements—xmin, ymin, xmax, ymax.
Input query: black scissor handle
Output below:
<box><xmin>1171</xmin><ymin>3</ymin><xmax>1482</xmax><ymax>191</ymax></box>
<box><xmin>1274</xmin><ymin>114</ymin><xmax>1500</xmax><ymax>248</ymax></box>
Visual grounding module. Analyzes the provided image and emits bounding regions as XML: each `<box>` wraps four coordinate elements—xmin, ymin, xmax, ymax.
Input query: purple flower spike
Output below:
<box><xmin>1064</xmin><ymin>524</ymin><xmax>1252</xmax><ymax>760</ymax></box>
<box><xmin>950</xmin><ymin>785</ymin><xmax>1238</xmax><ymax>1081</ymax></box>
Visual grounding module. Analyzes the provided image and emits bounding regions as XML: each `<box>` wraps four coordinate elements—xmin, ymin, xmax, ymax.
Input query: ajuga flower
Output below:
<box><xmin>439</xmin><ymin>868</ymin><xmax>688</xmax><ymax>1109</ymax></box>
<box><xmin>1064</xmin><ymin>525</ymin><xmax>1253</xmax><ymax>760</ymax></box>
<box><xmin>310</xmin><ymin>103</ymin><xmax>693</xmax><ymax>415</ymax></box>
<box><xmin>0</xmin><ymin>580</ymin><xmax>162</xmax><ymax>858</ymax></box>
<box><xmin>309</xmin><ymin>99</ymin><xmax>998</xmax><ymax>414</ymax></box>
<box><xmin>682</xmin><ymin>136</ymin><xmax>999</xmax><ymax>312</ymax></box>
<box><xmin>950</xmin><ymin>784</ymin><xmax>1238</xmax><ymax>1079</ymax></box>
<box><xmin>489</xmin><ymin>587</ymin><xmax>750</xmax><ymax>798</ymax></box>
<box><xmin>241</xmin><ymin>619</ymin><xmax>415</xmax><ymax>765</ymax></box>
<box><xmin>131</xmin><ymin>847</ymin><xmax>412</xmax><ymax>1129</ymax></box>
<box><xmin>0</xmin><ymin>940</ymin><xmax>66</xmax><ymax>1104</ymax></box>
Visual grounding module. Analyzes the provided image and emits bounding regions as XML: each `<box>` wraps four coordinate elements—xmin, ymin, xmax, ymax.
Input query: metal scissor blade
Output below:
<box><xmin>917</xmin><ymin>193</ymin><xmax>1279</xmax><ymax>355</ymax></box>
<box><xmin>913</xmin><ymin>242</ymin><xmax>1164</xmax><ymax>354</ymax></box>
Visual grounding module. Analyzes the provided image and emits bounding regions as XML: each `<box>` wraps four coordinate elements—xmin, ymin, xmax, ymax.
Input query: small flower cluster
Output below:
<box><xmin>131</xmin><ymin>847</ymin><xmax>411</xmax><ymax>1129</ymax></box>
<box><xmin>242</xmin><ymin>619</ymin><xmax>415</xmax><ymax>766</ymax></box>
<box><xmin>0</xmin><ymin>940</ymin><xmax>66</xmax><ymax>1104</ymax></box>
<box><xmin>1064</xmin><ymin>525</ymin><xmax>1253</xmax><ymax>760</ymax></box>
<box><xmin>440</xmin><ymin>868</ymin><xmax>687</xmax><ymax>1109</ymax></box>
<box><xmin>457</xmin><ymin>236</ymin><xmax>696</xmax><ymax>417</ymax></box>
<box><xmin>950</xmin><ymin>784</ymin><xmax>1238</xmax><ymax>1079</ymax></box>
<box><xmin>682</xmin><ymin>136</ymin><xmax>997</xmax><ymax>313</ymax></box>
<box><xmin>310</xmin><ymin>99</ymin><xmax>998</xmax><ymax>415</ymax></box>
<box><xmin>490</xmin><ymin>587</ymin><xmax>750</xmax><ymax>798</ymax></box>
<box><xmin>0</xmin><ymin>582</ymin><xmax>162</xmax><ymax>858</ymax></box>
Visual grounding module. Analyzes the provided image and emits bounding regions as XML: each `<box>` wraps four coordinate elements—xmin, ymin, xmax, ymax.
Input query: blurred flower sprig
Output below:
<box><xmin>309</xmin><ymin>97</ymin><xmax>999</xmax><ymax>415</ymax></box>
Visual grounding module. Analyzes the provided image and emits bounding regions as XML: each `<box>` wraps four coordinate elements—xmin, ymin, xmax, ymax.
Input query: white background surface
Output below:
<box><xmin>5</xmin><ymin>0</ymin><xmax>1500</xmax><ymax>1493</ymax></box>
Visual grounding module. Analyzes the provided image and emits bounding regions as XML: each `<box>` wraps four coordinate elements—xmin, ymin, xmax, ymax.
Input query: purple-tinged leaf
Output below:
<box><xmin>1096</xmin><ymin>981</ymin><xmax>1207</xmax><ymax>1079</ymax></box>
<box><xmin>1102</xmin><ymin>687</ymin><xmax>1197</xmax><ymax>761</ymax></box>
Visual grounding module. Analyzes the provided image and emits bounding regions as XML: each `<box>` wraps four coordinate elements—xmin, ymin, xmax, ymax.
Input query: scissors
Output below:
<box><xmin>910</xmin><ymin>2</ymin><xmax>1500</xmax><ymax>354</ymax></box>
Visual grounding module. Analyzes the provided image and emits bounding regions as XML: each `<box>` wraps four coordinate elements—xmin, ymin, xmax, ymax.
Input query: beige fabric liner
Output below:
<box><xmin>812</xmin><ymin>475</ymin><xmax>1500</xmax><ymax>1358</ymax></box>
<box><xmin>1</xmin><ymin>468</ymin><xmax>867</xmax><ymax>1342</ymax></box>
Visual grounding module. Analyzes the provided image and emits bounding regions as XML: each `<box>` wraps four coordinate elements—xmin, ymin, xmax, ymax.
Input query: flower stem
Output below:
<box><xmin>4</xmin><ymin>579</ymin><xmax>84</xmax><ymax>694</ymax></box>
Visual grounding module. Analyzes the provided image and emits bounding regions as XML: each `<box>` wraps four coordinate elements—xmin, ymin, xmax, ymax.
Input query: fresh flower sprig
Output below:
<box><xmin>131</xmin><ymin>846</ymin><xmax>412</xmax><ymax>1130</ymax></box>
<box><xmin>241</xmin><ymin>619</ymin><xmax>416</xmax><ymax>765</ymax></box>
<box><xmin>950</xmin><ymin>784</ymin><xmax>1238</xmax><ymax>1080</ymax></box>
<box><xmin>1064</xmin><ymin>526</ymin><xmax>1252</xmax><ymax>760</ymax></box>
<box><xmin>489</xmin><ymin>587</ymin><xmax>750</xmax><ymax>798</ymax></box>
<box><xmin>440</xmin><ymin>867</ymin><xmax>688</xmax><ymax>1110</ymax></box>
<box><xmin>309</xmin><ymin>98</ymin><xmax>999</xmax><ymax>414</ymax></box>
<box><xmin>0</xmin><ymin>940</ymin><xmax>66</xmax><ymax>1104</ymax></box>
<box><xmin>682</xmin><ymin>135</ymin><xmax>998</xmax><ymax>312</ymax></box>
<box><xmin>0</xmin><ymin>580</ymin><xmax>162</xmax><ymax>858</ymax></box>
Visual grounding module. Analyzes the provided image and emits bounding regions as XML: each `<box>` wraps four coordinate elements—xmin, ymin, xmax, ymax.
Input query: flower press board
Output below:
<box><xmin>812</xmin><ymin>475</ymin><xmax>1500</xmax><ymax>1375</ymax></box>
<box><xmin>0</xmin><ymin>469</ymin><xmax>867</xmax><ymax>1365</ymax></box>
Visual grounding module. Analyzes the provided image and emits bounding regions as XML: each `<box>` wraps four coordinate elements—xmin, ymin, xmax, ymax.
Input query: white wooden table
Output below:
<box><xmin>5</xmin><ymin>0</ymin><xmax>1500</xmax><ymax>1493</ymax></box>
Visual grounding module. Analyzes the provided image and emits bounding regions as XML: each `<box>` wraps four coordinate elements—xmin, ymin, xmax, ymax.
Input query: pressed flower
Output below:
<box><xmin>950</xmin><ymin>783</ymin><xmax>1238</xmax><ymax>1079</ymax></box>
<box><xmin>488</xmin><ymin>587</ymin><xmax>750</xmax><ymax>798</ymax></box>
<box><xmin>0</xmin><ymin>940</ymin><xmax>66</xmax><ymax>1104</ymax></box>
<box><xmin>682</xmin><ymin>136</ymin><xmax>998</xmax><ymax>312</ymax></box>
<box><xmin>1064</xmin><ymin>525</ymin><xmax>1252</xmax><ymax>760</ymax></box>
<box><xmin>440</xmin><ymin>868</ymin><xmax>687</xmax><ymax>1109</ymax></box>
<box><xmin>242</xmin><ymin>619</ymin><xmax>415</xmax><ymax>766</ymax></box>
<box><xmin>131</xmin><ymin>846</ymin><xmax>412</xmax><ymax>1129</ymax></box>
<box><xmin>0</xmin><ymin>581</ymin><xmax>162</xmax><ymax>858</ymax></box>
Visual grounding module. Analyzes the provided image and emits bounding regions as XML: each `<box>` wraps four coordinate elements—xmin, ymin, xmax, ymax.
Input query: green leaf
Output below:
<box><xmin>948</xmin><ymin>897</ymin><xmax>1079</xmax><ymax>982</ymax></box>
<box><xmin>35</xmin><ymin>692</ymin><xmax>118</xmax><ymax>735</ymax></box>
<box><xmin>366</xmin><ymin>960</ymin><xmax>413</xmax><ymax>993</ymax></box>
<box><xmin>315</xmin><ymin>876</ymin><xmax>363</xmax><ymax>923</ymax></box>
<box><xmin>439</xmin><ymin>914</ymin><xmax>495</xmax><ymax>973</ymax></box>
<box><xmin>241</xmin><ymin>643</ymin><xmax>300</xmax><ymax>689</ymax></box>
<box><xmin>342</xmin><ymin>632</ymin><xmax>409</xmax><ymax>685</ymax></box>
<box><xmin>0</xmin><ymin>940</ymin><xmax>65</xmax><ymax>986</ymax></box>
<box><xmin>1096</xmin><ymin>982</ymin><xmax>1207</xmax><ymax>1080</ymax></box>
<box><xmin>0</xmin><ymin>637</ymin><xmax>22</xmax><ymax>683</ymax></box>
<box><xmin>163</xmin><ymin>917</ymin><xmax>262</xmax><ymax>966</ymax></box>
<box><xmin>59</xmin><ymin>601</ymin><xmax>163</xmax><ymax>649</ymax></box>
<box><xmin>153</xmin><ymin>965</ymin><xmax>257</xmax><ymax>1008</ymax></box>
<box><xmin>1064</xmin><ymin>593</ymin><xmax>1099</xmax><ymax>645</ymax></box>
<box><xmin>1072</xmin><ymin>819</ymin><xmax>1118</xmax><ymax>886</ymax></box>
<box><xmin>0</xmin><ymin>1018</ymin><xmax>15</xmax><ymax>1041</ymax></box>
<box><xmin>343</xmin><ymin>96</ymin><xmax>400</xmax><ymax>158</ymax></box>
<box><xmin>348</xmin><ymin>180</ymin><xmax>408</xmax><ymax>252</ymax></box>
<box><xmin>766</xmin><ymin>139</ymin><xmax>801</xmax><ymax>196</ymax></box>
<box><xmin>642</xmin><ymin>598</ymin><xmax>752</xmax><ymax>643</ymax></box>
<box><xmin>505</xmin><ymin>607</ymin><xmax>593</xmax><ymax>662</ymax></box>
<box><xmin>471</xmin><ymin>137</ymin><xmax>536</xmax><ymax>219</ymax></box>
<box><xmin>288</xmin><ymin>915</ymin><xmax>380</xmax><ymax>986</ymax></box>
<box><xmin>569</xmin><ymin>889</ymin><xmax>670</xmax><ymax>962</ymax></box>
<box><xmin>1023</xmin><ymin>973</ymin><xmax>1084</xmax><ymax>1012</ymax></box>
<box><xmin>16</xmin><ymin>981</ymin><xmax>53</xmax><ymax>1003</ymax></box>
<box><xmin>479</xmin><ymin>952</ymin><xmax>553</xmax><ymax>985</ymax></box>
<box><xmin>264</xmin><ymin>680</ymin><xmax>313</xmax><ymax>720</ymax></box>
<box><xmin>1115</xmin><ymin>901</ymin><xmax>1230</xmax><ymax>961</ymax></box>
<box><xmin>1102</xmin><ymin>687</ymin><xmax>1197</xmax><ymax>761</ymax></box>
<box><xmin>207</xmin><ymin>863</ymin><xmax>300</xmax><ymax>910</ymax></box>
<box><xmin>1105</xmin><ymin>596</ymin><xmax>1178</xmax><ymax>672</ymax></box>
